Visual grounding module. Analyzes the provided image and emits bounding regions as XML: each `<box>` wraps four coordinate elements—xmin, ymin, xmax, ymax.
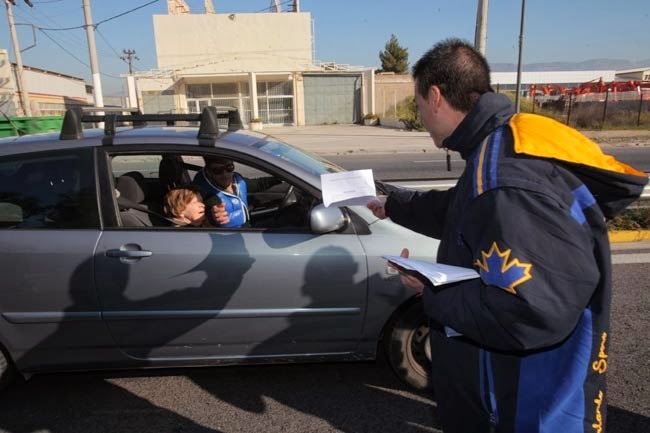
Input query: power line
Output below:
<box><xmin>95</xmin><ymin>27</ymin><xmax>122</xmax><ymax>59</ymax></box>
<box><xmin>94</xmin><ymin>0</ymin><xmax>159</xmax><ymax>27</ymax></box>
<box><xmin>16</xmin><ymin>0</ymin><xmax>154</xmax><ymax>81</ymax></box>
<box><xmin>16</xmin><ymin>0</ymin><xmax>85</xmax><ymax>45</ymax></box>
<box><xmin>37</xmin><ymin>28</ymin><xmax>89</xmax><ymax>68</ymax></box>
<box><xmin>256</xmin><ymin>0</ymin><xmax>294</xmax><ymax>13</ymax></box>
<box><xmin>38</xmin><ymin>0</ymin><xmax>160</xmax><ymax>31</ymax></box>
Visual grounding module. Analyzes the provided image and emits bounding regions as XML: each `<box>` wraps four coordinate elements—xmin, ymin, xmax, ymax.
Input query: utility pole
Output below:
<box><xmin>82</xmin><ymin>0</ymin><xmax>103</xmax><ymax>109</ymax></box>
<box><xmin>514</xmin><ymin>0</ymin><xmax>526</xmax><ymax>113</ymax></box>
<box><xmin>5</xmin><ymin>0</ymin><xmax>33</xmax><ymax>116</ymax></box>
<box><xmin>121</xmin><ymin>49</ymin><xmax>139</xmax><ymax>110</ymax></box>
<box><xmin>120</xmin><ymin>49</ymin><xmax>138</xmax><ymax>75</ymax></box>
<box><xmin>474</xmin><ymin>0</ymin><xmax>488</xmax><ymax>55</ymax></box>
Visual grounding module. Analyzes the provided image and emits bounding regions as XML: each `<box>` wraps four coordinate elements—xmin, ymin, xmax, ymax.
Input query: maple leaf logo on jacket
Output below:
<box><xmin>475</xmin><ymin>242</ymin><xmax>532</xmax><ymax>295</ymax></box>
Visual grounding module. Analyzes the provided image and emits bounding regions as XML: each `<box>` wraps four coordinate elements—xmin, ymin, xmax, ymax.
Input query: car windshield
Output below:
<box><xmin>254</xmin><ymin>139</ymin><xmax>344</xmax><ymax>176</ymax></box>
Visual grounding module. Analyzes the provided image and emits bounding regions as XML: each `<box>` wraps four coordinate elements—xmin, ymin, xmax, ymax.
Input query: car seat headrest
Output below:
<box><xmin>116</xmin><ymin>174</ymin><xmax>146</xmax><ymax>204</ymax></box>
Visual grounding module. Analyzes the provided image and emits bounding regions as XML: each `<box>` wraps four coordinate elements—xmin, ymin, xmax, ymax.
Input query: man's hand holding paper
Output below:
<box><xmin>387</xmin><ymin>248</ymin><xmax>428</xmax><ymax>293</ymax></box>
<box><xmin>383</xmin><ymin>253</ymin><xmax>480</xmax><ymax>287</ymax></box>
<box><xmin>321</xmin><ymin>169</ymin><xmax>377</xmax><ymax>207</ymax></box>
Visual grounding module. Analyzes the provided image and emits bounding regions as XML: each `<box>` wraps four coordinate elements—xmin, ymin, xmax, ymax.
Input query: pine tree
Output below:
<box><xmin>378</xmin><ymin>34</ymin><xmax>409</xmax><ymax>74</ymax></box>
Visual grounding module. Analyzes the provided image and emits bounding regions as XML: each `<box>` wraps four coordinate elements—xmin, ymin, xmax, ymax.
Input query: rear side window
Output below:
<box><xmin>0</xmin><ymin>149</ymin><xmax>99</xmax><ymax>229</ymax></box>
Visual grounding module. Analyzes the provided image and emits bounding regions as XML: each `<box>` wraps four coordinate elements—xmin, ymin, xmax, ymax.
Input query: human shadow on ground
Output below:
<box><xmin>0</xmin><ymin>371</ymin><xmax>218</xmax><ymax>433</ymax></box>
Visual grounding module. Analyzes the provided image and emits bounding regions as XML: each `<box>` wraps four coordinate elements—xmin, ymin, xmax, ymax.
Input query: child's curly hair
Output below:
<box><xmin>163</xmin><ymin>185</ymin><xmax>204</xmax><ymax>219</ymax></box>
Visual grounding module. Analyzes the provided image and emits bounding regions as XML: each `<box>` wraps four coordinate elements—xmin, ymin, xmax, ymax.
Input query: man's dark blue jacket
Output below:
<box><xmin>386</xmin><ymin>93</ymin><xmax>647</xmax><ymax>433</ymax></box>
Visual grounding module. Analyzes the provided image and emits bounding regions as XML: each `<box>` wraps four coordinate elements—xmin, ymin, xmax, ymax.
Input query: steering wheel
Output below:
<box><xmin>278</xmin><ymin>184</ymin><xmax>295</xmax><ymax>209</ymax></box>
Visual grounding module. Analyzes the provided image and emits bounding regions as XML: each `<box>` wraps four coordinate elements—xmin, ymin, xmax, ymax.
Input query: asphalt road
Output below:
<box><xmin>263</xmin><ymin>124</ymin><xmax>650</xmax><ymax>158</ymax></box>
<box><xmin>326</xmin><ymin>147</ymin><xmax>650</xmax><ymax>180</ymax></box>
<box><xmin>0</xmin><ymin>252</ymin><xmax>647</xmax><ymax>433</ymax></box>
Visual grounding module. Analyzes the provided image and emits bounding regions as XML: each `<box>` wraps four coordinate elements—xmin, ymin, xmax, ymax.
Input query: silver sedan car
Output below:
<box><xmin>0</xmin><ymin>107</ymin><xmax>438</xmax><ymax>392</ymax></box>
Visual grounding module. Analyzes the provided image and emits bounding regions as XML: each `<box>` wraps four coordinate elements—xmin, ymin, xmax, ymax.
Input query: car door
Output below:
<box><xmin>94</xmin><ymin>151</ymin><xmax>368</xmax><ymax>361</ymax></box>
<box><xmin>0</xmin><ymin>148</ymin><xmax>115</xmax><ymax>371</ymax></box>
<box><xmin>95</xmin><ymin>228</ymin><xmax>368</xmax><ymax>361</ymax></box>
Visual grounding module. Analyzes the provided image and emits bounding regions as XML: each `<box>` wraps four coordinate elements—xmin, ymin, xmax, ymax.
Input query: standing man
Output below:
<box><xmin>368</xmin><ymin>38</ymin><xmax>647</xmax><ymax>433</ymax></box>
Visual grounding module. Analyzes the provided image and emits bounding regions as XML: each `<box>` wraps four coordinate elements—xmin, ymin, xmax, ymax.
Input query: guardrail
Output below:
<box><xmin>390</xmin><ymin>179</ymin><xmax>650</xmax><ymax>202</ymax></box>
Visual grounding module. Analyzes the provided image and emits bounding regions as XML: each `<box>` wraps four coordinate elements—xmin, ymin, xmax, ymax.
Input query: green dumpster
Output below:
<box><xmin>0</xmin><ymin>115</ymin><xmax>64</xmax><ymax>138</ymax></box>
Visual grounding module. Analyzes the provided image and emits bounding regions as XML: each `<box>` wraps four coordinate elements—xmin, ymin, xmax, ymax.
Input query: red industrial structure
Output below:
<box><xmin>527</xmin><ymin>77</ymin><xmax>650</xmax><ymax>127</ymax></box>
<box><xmin>530</xmin><ymin>78</ymin><xmax>650</xmax><ymax>97</ymax></box>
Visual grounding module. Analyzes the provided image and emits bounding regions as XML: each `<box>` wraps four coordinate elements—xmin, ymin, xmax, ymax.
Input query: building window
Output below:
<box><xmin>186</xmin><ymin>84</ymin><xmax>211</xmax><ymax>99</ymax></box>
<box><xmin>142</xmin><ymin>90</ymin><xmax>175</xmax><ymax>114</ymax></box>
<box><xmin>186</xmin><ymin>82</ymin><xmax>251</xmax><ymax>123</ymax></box>
<box><xmin>257</xmin><ymin>81</ymin><xmax>294</xmax><ymax>125</ymax></box>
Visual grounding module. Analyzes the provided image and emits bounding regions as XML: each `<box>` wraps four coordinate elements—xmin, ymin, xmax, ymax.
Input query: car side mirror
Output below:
<box><xmin>310</xmin><ymin>204</ymin><xmax>348</xmax><ymax>234</ymax></box>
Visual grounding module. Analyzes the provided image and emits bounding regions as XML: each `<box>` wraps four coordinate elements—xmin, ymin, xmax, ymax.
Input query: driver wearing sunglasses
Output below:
<box><xmin>193</xmin><ymin>156</ymin><xmax>280</xmax><ymax>228</ymax></box>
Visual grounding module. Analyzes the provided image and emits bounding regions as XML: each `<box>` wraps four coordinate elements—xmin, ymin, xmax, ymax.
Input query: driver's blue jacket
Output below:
<box><xmin>193</xmin><ymin>170</ymin><xmax>249</xmax><ymax>228</ymax></box>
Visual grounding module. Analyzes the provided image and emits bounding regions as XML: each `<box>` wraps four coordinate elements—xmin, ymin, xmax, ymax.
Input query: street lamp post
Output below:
<box><xmin>474</xmin><ymin>0</ymin><xmax>488</xmax><ymax>55</ymax></box>
<box><xmin>514</xmin><ymin>0</ymin><xmax>526</xmax><ymax>113</ymax></box>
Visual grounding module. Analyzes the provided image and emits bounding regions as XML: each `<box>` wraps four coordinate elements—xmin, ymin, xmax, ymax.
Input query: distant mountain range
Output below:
<box><xmin>490</xmin><ymin>59</ymin><xmax>650</xmax><ymax>72</ymax></box>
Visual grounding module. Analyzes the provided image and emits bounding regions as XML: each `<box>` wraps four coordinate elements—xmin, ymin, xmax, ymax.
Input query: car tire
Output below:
<box><xmin>384</xmin><ymin>299</ymin><xmax>432</xmax><ymax>392</ymax></box>
<box><xmin>0</xmin><ymin>346</ymin><xmax>15</xmax><ymax>389</ymax></box>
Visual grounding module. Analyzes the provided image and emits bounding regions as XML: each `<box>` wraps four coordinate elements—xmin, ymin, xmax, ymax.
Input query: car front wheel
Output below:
<box><xmin>384</xmin><ymin>300</ymin><xmax>432</xmax><ymax>392</ymax></box>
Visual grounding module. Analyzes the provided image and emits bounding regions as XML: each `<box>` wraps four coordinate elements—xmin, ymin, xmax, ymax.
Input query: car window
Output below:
<box><xmin>108</xmin><ymin>152</ymin><xmax>316</xmax><ymax>231</ymax></box>
<box><xmin>0</xmin><ymin>149</ymin><xmax>99</xmax><ymax>229</ymax></box>
<box><xmin>253</xmin><ymin>139</ymin><xmax>343</xmax><ymax>176</ymax></box>
<box><xmin>112</xmin><ymin>155</ymin><xmax>162</xmax><ymax>178</ymax></box>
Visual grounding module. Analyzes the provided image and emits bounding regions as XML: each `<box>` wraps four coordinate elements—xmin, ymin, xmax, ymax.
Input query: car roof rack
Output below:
<box><xmin>59</xmin><ymin>105</ymin><xmax>243</xmax><ymax>146</ymax></box>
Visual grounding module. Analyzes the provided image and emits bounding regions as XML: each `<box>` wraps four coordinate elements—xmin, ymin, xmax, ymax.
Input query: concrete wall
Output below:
<box><xmin>153</xmin><ymin>13</ymin><xmax>316</xmax><ymax>74</ymax></box>
<box><xmin>20</xmin><ymin>67</ymin><xmax>88</xmax><ymax>116</ymax></box>
<box><xmin>374</xmin><ymin>72</ymin><xmax>413</xmax><ymax>117</ymax></box>
<box><xmin>362</xmin><ymin>69</ymin><xmax>375</xmax><ymax>117</ymax></box>
<box><xmin>21</xmin><ymin>67</ymin><xmax>87</xmax><ymax>101</ymax></box>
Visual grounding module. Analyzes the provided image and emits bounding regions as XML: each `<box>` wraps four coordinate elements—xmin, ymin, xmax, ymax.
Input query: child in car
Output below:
<box><xmin>162</xmin><ymin>185</ymin><xmax>212</xmax><ymax>227</ymax></box>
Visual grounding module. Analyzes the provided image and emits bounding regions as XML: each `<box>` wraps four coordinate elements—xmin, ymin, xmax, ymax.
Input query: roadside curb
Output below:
<box><xmin>609</xmin><ymin>230</ymin><xmax>650</xmax><ymax>243</ymax></box>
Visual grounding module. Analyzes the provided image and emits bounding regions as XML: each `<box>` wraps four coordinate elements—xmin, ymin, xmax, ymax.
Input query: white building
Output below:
<box><xmin>135</xmin><ymin>4</ymin><xmax>373</xmax><ymax>126</ymax></box>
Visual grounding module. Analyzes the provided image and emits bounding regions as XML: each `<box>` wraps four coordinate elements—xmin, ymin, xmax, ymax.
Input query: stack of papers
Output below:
<box><xmin>382</xmin><ymin>255</ymin><xmax>480</xmax><ymax>286</ymax></box>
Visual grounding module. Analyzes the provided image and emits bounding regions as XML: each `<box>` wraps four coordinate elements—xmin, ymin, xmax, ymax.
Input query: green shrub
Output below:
<box><xmin>607</xmin><ymin>207</ymin><xmax>650</xmax><ymax>230</ymax></box>
<box><xmin>395</xmin><ymin>97</ymin><xmax>424</xmax><ymax>131</ymax></box>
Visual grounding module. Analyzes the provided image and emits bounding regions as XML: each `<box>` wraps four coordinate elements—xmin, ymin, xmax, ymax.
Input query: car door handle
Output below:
<box><xmin>106</xmin><ymin>249</ymin><xmax>153</xmax><ymax>258</ymax></box>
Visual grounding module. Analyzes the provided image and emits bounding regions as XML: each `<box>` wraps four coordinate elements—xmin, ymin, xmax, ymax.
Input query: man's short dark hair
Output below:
<box><xmin>204</xmin><ymin>156</ymin><xmax>233</xmax><ymax>166</ymax></box>
<box><xmin>412</xmin><ymin>38</ymin><xmax>493</xmax><ymax>113</ymax></box>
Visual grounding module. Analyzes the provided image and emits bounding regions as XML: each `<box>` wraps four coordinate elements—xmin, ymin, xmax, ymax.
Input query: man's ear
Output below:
<box><xmin>429</xmin><ymin>85</ymin><xmax>442</xmax><ymax>112</ymax></box>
